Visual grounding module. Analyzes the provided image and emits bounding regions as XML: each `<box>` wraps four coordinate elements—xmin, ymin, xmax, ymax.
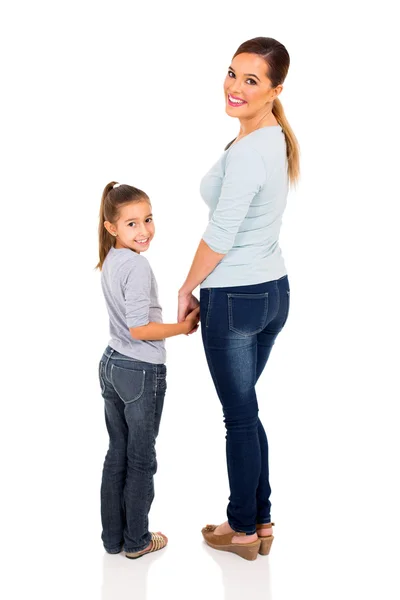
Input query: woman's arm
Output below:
<box><xmin>178</xmin><ymin>145</ymin><xmax>266</xmax><ymax>321</ymax></box>
<box><xmin>178</xmin><ymin>240</ymin><xmax>225</xmax><ymax>322</ymax></box>
<box><xmin>179</xmin><ymin>239</ymin><xmax>225</xmax><ymax>296</ymax></box>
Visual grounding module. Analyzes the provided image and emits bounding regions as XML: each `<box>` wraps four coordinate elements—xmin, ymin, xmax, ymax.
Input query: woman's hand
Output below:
<box><xmin>178</xmin><ymin>291</ymin><xmax>199</xmax><ymax>322</ymax></box>
<box><xmin>178</xmin><ymin>291</ymin><xmax>200</xmax><ymax>334</ymax></box>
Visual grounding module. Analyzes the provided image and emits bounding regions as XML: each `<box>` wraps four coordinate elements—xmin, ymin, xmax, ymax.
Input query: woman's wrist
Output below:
<box><xmin>178</xmin><ymin>286</ymin><xmax>193</xmax><ymax>298</ymax></box>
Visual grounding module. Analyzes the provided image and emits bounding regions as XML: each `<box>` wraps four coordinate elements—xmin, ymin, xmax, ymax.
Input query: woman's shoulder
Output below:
<box><xmin>225</xmin><ymin>126</ymin><xmax>285</xmax><ymax>173</ymax></box>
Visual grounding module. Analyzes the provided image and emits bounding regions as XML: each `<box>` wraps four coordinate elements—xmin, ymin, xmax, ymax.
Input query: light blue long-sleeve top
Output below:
<box><xmin>200</xmin><ymin>125</ymin><xmax>289</xmax><ymax>288</ymax></box>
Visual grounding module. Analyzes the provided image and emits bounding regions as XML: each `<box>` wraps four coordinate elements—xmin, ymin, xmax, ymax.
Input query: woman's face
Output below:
<box><xmin>223</xmin><ymin>52</ymin><xmax>282</xmax><ymax>118</ymax></box>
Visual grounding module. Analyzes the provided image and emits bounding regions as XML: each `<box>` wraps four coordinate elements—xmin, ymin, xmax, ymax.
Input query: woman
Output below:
<box><xmin>178</xmin><ymin>37</ymin><xmax>299</xmax><ymax>561</ymax></box>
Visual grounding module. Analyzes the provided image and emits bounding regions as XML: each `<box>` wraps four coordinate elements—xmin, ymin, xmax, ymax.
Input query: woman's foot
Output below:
<box><xmin>201</xmin><ymin>523</ymin><xmax>261</xmax><ymax>560</ymax></box>
<box><xmin>257</xmin><ymin>524</ymin><xmax>273</xmax><ymax>537</ymax></box>
<box><xmin>212</xmin><ymin>521</ymin><xmax>258</xmax><ymax>544</ymax></box>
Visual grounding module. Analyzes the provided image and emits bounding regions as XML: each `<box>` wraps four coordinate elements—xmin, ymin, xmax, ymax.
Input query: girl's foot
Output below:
<box><xmin>125</xmin><ymin>532</ymin><xmax>168</xmax><ymax>559</ymax></box>
<box><xmin>212</xmin><ymin>521</ymin><xmax>258</xmax><ymax>544</ymax></box>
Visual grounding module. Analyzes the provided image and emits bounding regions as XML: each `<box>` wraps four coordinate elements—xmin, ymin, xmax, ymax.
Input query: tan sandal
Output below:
<box><xmin>256</xmin><ymin>522</ymin><xmax>275</xmax><ymax>555</ymax></box>
<box><xmin>201</xmin><ymin>524</ymin><xmax>261</xmax><ymax>561</ymax></box>
<box><xmin>125</xmin><ymin>532</ymin><xmax>168</xmax><ymax>559</ymax></box>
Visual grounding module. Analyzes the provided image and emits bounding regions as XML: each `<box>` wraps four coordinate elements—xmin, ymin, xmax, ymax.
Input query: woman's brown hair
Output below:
<box><xmin>96</xmin><ymin>182</ymin><xmax>150</xmax><ymax>270</ymax></box>
<box><xmin>231</xmin><ymin>37</ymin><xmax>300</xmax><ymax>186</ymax></box>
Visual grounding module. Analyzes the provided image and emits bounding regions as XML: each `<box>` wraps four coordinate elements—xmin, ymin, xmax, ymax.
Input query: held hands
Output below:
<box><xmin>178</xmin><ymin>291</ymin><xmax>201</xmax><ymax>336</ymax></box>
<box><xmin>183</xmin><ymin>306</ymin><xmax>200</xmax><ymax>336</ymax></box>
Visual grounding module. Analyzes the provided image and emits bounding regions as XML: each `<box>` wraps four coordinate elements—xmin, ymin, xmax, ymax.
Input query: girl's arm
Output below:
<box><xmin>131</xmin><ymin>307</ymin><xmax>200</xmax><ymax>340</ymax></box>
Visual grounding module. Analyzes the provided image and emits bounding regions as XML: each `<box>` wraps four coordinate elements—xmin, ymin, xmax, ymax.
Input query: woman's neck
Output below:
<box><xmin>237</xmin><ymin>108</ymin><xmax>278</xmax><ymax>138</ymax></box>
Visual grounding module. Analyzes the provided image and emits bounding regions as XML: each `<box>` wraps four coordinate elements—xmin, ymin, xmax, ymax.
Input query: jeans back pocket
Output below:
<box><xmin>110</xmin><ymin>364</ymin><xmax>146</xmax><ymax>404</ymax></box>
<box><xmin>227</xmin><ymin>292</ymin><xmax>269</xmax><ymax>336</ymax></box>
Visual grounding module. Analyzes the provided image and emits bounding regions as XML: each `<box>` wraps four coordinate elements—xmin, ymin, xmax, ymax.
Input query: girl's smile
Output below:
<box><xmin>106</xmin><ymin>200</ymin><xmax>155</xmax><ymax>253</ymax></box>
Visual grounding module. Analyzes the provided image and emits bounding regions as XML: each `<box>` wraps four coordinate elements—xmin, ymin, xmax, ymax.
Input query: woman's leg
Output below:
<box><xmin>200</xmin><ymin>282</ymin><xmax>280</xmax><ymax>534</ymax></box>
<box><xmin>255</xmin><ymin>275</ymin><xmax>290</xmax><ymax>524</ymax></box>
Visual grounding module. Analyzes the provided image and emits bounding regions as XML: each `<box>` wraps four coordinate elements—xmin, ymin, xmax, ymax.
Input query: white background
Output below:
<box><xmin>1</xmin><ymin>1</ymin><xmax>399</xmax><ymax>599</ymax></box>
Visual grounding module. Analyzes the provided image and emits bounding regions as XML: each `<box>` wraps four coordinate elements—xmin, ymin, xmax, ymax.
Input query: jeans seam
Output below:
<box><xmin>99</xmin><ymin>362</ymin><xmax>106</xmax><ymax>394</ymax></box>
<box><xmin>104</xmin><ymin>350</ymin><xmax>114</xmax><ymax>383</ymax></box>
<box><xmin>206</xmin><ymin>288</ymin><xmax>213</xmax><ymax>328</ymax></box>
<box><xmin>281</xmin><ymin>290</ymin><xmax>290</xmax><ymax>328</ymax></box>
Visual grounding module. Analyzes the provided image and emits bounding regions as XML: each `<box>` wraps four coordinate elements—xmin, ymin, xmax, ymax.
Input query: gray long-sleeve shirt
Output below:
<box><xmin>101</xmin><ymin>247</ymin><xmax>166</xmax><ymax>364</ymax></box>
<box><xmin>200</xmin><ymin>125</ymin><xmax>289</xmax><ymax>288</ymax></box>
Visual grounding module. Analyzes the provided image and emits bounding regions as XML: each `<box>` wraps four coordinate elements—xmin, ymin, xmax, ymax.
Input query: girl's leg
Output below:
<box><xmin>99</xmin><ymin>358</ymin><xmax>128</xmax><ymax>553</ymax></box>
<box><xmin>102</xmin><ymin>351</ymin><xmax>166</xmax><ymax>555</ymax></box>
<box><xmin>121</xmin><ymin>364</ymin><xmax>166</xmax><ymax>554</ymax></box>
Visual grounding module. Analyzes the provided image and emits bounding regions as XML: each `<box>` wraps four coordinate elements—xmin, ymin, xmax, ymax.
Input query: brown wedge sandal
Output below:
<box><xmin>256</xmin><ymin>522</ymin><xmax>275</xmax><ymax>555</ymax></box>
<box><xmin>202</xmin><ymin>525</ymin><xmax>261</xmax><ymax>561</ymax></box>
<box><xmin>125</xmin><ymin>532</ymin><xmax>168</xmax><ymax>559</ymax></box>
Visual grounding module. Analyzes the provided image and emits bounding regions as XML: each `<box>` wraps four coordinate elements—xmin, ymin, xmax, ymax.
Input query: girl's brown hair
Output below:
<box><xmin>96</xmin><ymin>182</ymin><xmax>150</xmax><ymax>270</ymax></box>
<box><xmin>231</xmin><ymin>36</ymin><xmax>300</xmax><ymax>185</ymax></box>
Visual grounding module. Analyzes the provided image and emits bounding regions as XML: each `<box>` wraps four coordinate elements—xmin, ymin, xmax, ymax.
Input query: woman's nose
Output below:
<box><xmin>229</xmin><ymin>85</ymin><xmax>243</xmax><ymax>96</ymax></box>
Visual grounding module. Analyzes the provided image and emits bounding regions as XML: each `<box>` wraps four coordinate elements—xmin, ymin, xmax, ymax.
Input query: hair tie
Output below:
<box><xmin>113</xmin><ymin>183</ymin><xmax>121</xmax><ymax>188</ymax></box>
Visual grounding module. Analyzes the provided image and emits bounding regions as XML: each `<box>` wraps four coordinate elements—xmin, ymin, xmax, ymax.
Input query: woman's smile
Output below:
<box><xmin>227</xmin><ymin>93</ymin><xmax>247</xmax><ymax>107</ymax></box>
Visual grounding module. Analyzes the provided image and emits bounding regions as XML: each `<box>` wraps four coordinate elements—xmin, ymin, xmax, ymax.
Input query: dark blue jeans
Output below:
<box><xmin>200</xmin><ymin>275</ymin><xmax>290</xmax><ymax>535</ymax></box>
<box><xmin>98</xmin><ymin>347</ymin><xmax>166</xmax><ymax>553</ymax></box>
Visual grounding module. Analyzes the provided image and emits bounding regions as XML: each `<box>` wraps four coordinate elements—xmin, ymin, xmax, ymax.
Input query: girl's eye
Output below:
<box><xmin>128</xmin><ymin>222</ymin><xmax>136</xmax><ymax>227</ymax></box>
<box><xmin>146</xmin><ymin>218</ymin><xmax>153</xmax><ymax>223</ymax></box>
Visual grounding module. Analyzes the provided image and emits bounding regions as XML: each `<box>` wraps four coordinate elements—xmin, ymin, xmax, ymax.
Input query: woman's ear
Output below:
<box><xmin>272</xmin><ymin>84</ymin><xmax>283</xmax><ymax>100</ymax></box>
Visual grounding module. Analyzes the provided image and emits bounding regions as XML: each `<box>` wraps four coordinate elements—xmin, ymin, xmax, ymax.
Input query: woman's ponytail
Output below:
<box><xmin>272</xmin><ymin>98</ymin><xmax>300</xmax><ymax>186</ymax></box>
<box><xmin>233</xmin><ymin>37</ymin><xmax>300</xmax><ymax>187</ymax></box>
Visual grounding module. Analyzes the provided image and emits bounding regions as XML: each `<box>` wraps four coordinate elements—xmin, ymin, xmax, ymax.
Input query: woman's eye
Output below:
<box><xmin>247</xmin><ymin>79</ymin><xmax>257</xmax><ymax>85</ymax></box>
<box><xmin>228</xmin><ymin>70</ymin><xmax>235</xmax><ymax>78</ymax></box>
<box><xmin>146</xmin><ymin>218</ymin><xmax>153</xmax><ymax>223</ymax></box>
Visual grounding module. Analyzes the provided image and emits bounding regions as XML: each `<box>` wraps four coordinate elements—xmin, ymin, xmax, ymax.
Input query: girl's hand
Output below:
<box><xmin>178</xmin><ymin>291</ymin><xmax>200</xmax><ymax>323</ymax></box>
<box><xmin>183</xmin><ymin>306</ymin><xmax>200</xmax><ymax>335</ymax></box>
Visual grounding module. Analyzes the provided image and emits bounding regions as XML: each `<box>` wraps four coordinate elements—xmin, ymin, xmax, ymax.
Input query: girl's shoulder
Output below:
<box><xmin>104</xmin><ymin>247</ymin><xmax>150</xmax><ymax>276</ymax></box>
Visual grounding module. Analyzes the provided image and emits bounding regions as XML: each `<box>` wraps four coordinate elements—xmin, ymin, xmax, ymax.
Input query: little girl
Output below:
<box><xmin>96</xmin><ymin>181</ymin><xmax>200</xmax><ymax>559</ymax></box>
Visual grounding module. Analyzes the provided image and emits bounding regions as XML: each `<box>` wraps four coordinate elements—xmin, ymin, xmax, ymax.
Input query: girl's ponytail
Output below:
<box><xmin>96</xmin><ymin>182</ymin><xmax>118</xmax><ymax>270</ymax></box>
<box><xmin>96</xmin><ymin>181</ymin><xmax>150</xmax><ymax>270</ymax></box>
<box><xmin>272</xmin><ymin>98</ymin><xmax>300</xmax><ymax>186</ymax></box>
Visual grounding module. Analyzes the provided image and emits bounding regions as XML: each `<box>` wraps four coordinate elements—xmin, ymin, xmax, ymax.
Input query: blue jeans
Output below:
<box><xmin>98</xmin><ymin>347</ymin><xmax>166</xmax><ymax>553</ymax></box>
<box><xmin>200</xmin><ymin>275</ymin><xmax>290</xmax><ymax>535</ymax></box>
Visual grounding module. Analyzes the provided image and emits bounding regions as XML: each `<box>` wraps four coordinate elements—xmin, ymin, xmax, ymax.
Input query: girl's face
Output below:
<box><xmin>223</xmin><ymin>53</ymin><xmax>282</xmax><ymax>118</ymax></box>
<box><xmin>105</xmin><ymin>200</ymin><xmax>155</xmax><ymax>253</ymax></box>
